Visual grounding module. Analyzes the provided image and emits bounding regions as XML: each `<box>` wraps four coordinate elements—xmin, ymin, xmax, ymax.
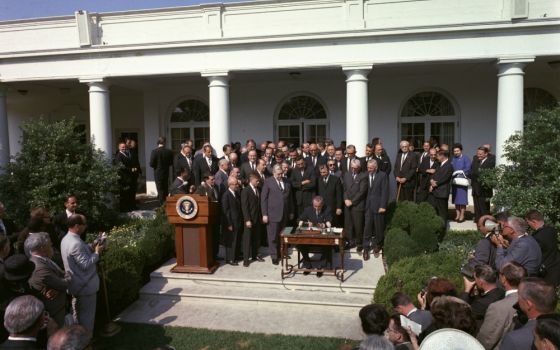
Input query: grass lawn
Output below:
<box><xmin>93</xmin><ymin>322</ymin><xmax>358</xmax><ymax>350</ymax></box>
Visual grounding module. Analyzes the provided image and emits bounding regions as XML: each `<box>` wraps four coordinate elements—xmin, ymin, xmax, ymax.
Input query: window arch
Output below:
<box><xmin>399</xmin><ymin>91</ymin><xmax>458</xmax><ymax>149</ymax></box>
<box><xmin>276</xmin><ymin>94</ymin><xmax>328</xmax><ymax>146</ymax></box>
<box><xmin>524</xmin><ymin>88</ymin><xmax>557</xmax><ymax>114</ymax></box>
<box><xmin>169</xmin><ymin>99</ymin><xmax>210</xmax><ymax>151</ymax></box>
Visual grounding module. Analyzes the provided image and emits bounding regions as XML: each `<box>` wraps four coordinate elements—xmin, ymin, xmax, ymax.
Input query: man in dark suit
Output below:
<box><xmin>173</xmin><ymin>144</ymin><xmax>194</xmax><ymax>184</ymax></box>
<box><xmin>196</xmin><ymin>174</ymin><xmax>221</xmax><ymax>260</ymax></box>
<box><xmin>341</xmin><ymin>145</ymin><xmax>363</xmax><ymax>175</ymax></box>
<box><xmin>290</xmin><ymin>157</ymin><xmax>316</xmax><ymax>217</ymax></box>
<box><xmin>305</xmin><ymin>143</ymin><xmax>326</xmax><ymax>175</ymax></box>
<box><xmin>471</xmin><ymin>146</ymin><xmax>495</xmax><ymax>223</ymax></box>
<box><xmin>221</xmin><ymin>177</ymin><xmax>243</xmax><ymax>266</ymax></box>
<box><xmin>362</xmin><ymin>159</ymin><xmax>389</xmax><ymax>259</ymax></box>
<box><xmin>149</xmin><ymin>136</ymin><xmax>174</xmax><ymax>205</ymax></box>
<box><xmin>297</xmin><ymin>196</ymin><xmax>333</xmax><ymax>277</ymax></box>
<box><xmin>240</xmin><ymin>150</ymin><xmax>258</xmax><ymax>184</ymax></box>
<box><xmin>261</xmin><ymin>164</ymin><xmax>294</xmax><ymax>265</ymax></box>
<box><xmin>373</xmin><ymin>144</ymin><xmax>392</xmax><ymax>176</ymax></box>
<box><xmin>460</xmin><ymin>264</ymin><xmax>505</xmax><ymax>327</ymax></box>
<box><xmin>114</xmin><ymin>141</ymin><xmax>136</xmax><ymax>212</ymax></box>
<box><xmin>25</xmin><ymin>233</ymin><xmax>68</xmax><ymax>327</ymax></box>
<box><xmin>0</xmin><ymin>295</ymin><xmax>46</xmax><ymax>350</ymax></box>
<box><xmin>394</xmin><ymin>140</ymin><xmax>418</xmax><ymax>202</ymax></box>
<box><xmin>429</xmin><ymin>150</ymin><xmax>453</xmax><ymax>228</ymax></box>
<box><xmin>169</xmin><ymin>167</ymin><xmax>194</xmax><ymax>195</ymax></box>
<box><xmin>500</xmin><ymin>278</ymin><xmax>557</xmax><ymax>350</ymax></box>
<box><xmin>192</xmin><ymin>144</ymin><xmax>219</xmax><ymax>188</ymax></box>
<box><xmin>416</xmin><ymin>148</ymin><xmax>438</xmax><ymax>203</ymax></box>
<box><xmin>241</xmin><ymin>174</ymin><xmax>265</xmax><ymax>267</ymax></box>
<box><xmin>525</xmin><ymin>210</ymin><xmax>560</xmax><ymax>286</ymax></box>
<box><xmin>342</xmin><ymin>159</ymin><xmax>368</xmax><ymax>250</ymax></box>
<box><xmin>317</xmin><ymin>165</ymin><xmax>343</xmax><ymax>228</ymax></box>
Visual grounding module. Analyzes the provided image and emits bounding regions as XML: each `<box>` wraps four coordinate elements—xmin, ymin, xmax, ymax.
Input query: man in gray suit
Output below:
<box><xmin>391</xmin><ymin>292</ymin><xmax>433</xmax><ymax>333</ymax></box>
<box><xmin>477</xmin><ymin>261</ymin><xmax>527</xmax><ymax>350</ymax></box>
<box><xmin>60</xmin><ymin>214</ymin><xmax>104</xmax><ymax>333</ymax></box>
<box><xmin>362</xmin><ymin>159</ymin><xmax>389</xmax><ymax>259</ymax></box>
<box><xmin>342</xmin><ymin>159</ymin><xmax>368</xmax><ymax>250</ymax></box>
<box><xmin>25</xmin><ymin>232</ymin><xmax>68</xmax><ymax>327</ymax></box>
<box><xmin>499</xmin><ymin>277</ymin><xmax>557</xmax><ymax>350</ymax></box>
<box><xmin>261</xmin><ymin>164</ymin><xmax>293</xmax><ymax>265</ymax></box>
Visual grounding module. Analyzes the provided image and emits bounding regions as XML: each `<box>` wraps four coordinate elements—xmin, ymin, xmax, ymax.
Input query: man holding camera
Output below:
<box><xmin>60</xmin><ymin>214</ymin><xmax>104</xmax><ymax>333</ymax></box>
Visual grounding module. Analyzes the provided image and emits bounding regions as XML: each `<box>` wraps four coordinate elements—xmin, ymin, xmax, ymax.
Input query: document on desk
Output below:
<box><xmin>400</xmin><ymin>315</ymin><xmax>422</xmax><ymax>336</ymax></box>
<box><xmin>331</xmin><ymin>228</ymin><xmax>343</xmax><ymax>234</ymax></box>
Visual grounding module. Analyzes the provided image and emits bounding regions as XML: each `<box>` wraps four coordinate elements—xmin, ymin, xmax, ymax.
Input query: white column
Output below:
<box><xmin>0</xmin><ymin>85</ymin><xmax>9</xmax><ymax>171</ymax></box>
<box><xmin>81</xmin><ymin>78</ymin><xmax>112</xmax><ymax>156</ymax></box>
<box><xmin>343</xmin><ymin>65</ymin><xmax>372</xmax><ymax>157</ymax></box>
<box><xmin>495</xmin><ymin>57</ymin><xmax>534</xmax><ymax>165</ymax></box>
<box><xmin>202</xmin><ymin>72</ymin><xmax>230</xmax><ymax>155</ymax></box>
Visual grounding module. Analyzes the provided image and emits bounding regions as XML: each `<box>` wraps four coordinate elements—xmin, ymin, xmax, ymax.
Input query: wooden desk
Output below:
<box><xmin>280</xmin><ymin>227</ymin><xmax>345</xmax><ymax>281</ymax></box>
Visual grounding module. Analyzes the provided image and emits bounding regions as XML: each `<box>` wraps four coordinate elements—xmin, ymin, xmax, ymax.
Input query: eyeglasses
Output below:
<box><xmin>328</xmin><ymin>163</ymin><xmax>335</xmax><ymax>167</ymax></box>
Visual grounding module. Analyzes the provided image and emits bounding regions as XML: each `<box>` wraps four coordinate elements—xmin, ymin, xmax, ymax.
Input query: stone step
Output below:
<box><xmin>140</xmin><ymin>277</ymin><xmax>373</xmax><ymax>308</ymax></box>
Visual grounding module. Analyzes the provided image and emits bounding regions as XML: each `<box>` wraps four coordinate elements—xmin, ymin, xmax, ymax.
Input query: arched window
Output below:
<box><xmin>524</xmin><ymin>88</ymin><xmax>557</xmax><ymax>114</ymax></box>
<box><xmin>400</xmin><ymin>91</ymin><xmax>458</xmax><ymax>149</ymax></box>
<box><xmin>276</xmin><ymin>95</ymin><xmax>328</xmax><ymax>146</ymax></box>
<box><xmin>169</xmin><ymin>99</ymin><xmax>209</xmax><ymax>151</ymax></box>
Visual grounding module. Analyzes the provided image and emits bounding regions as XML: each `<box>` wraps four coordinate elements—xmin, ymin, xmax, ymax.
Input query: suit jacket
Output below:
<box><xmin>28</xmin><ymin>255</ymin><xmax>68</xmax><ymax>325</ymax></box>
<box><xmin>408</xmin><ymin>309</ymin><xmax>433</xmax><ymax>333</ymax></box>
<box><xmin>532</xmin><ymin>225</ymin><xmax>560</xmax><ymax>285</ymax></box>
<box><xmin>477</xmin><ymin>291</ymin><xmax>518</xmax><ymax>350</ymax></box>
<box><xmin>241</xmin><ymin>185</ymin><xmax>261</xmax><ymax>224</ymax></box>
<box><xmin>169</xmin><ymin>177</ymin><xmax>192</xmax><ymax>195</ymax></box>
<box><xmin>304</xmin><ymin>154</ymin><xmax>326</xmax><ymax>175</ymax></box>
<box><xmin>195</xmin><ymin>183</ymin><xmax>220</xmax><ymax>202</ymax></box>
<box><xmin>298</xmin><ymin>206</ymin><xmax>332</xmax><ymax>225</ymax></box>
<box><xmin>221</xmin><ymin>190</ymin><xmax>243</xmax><ymax>230</ymax></box>
<box><xmin>0</xmin><ymin>339</ymin><xmax>42</xmax><ymax>350</ymax></box>
<box><xmin>364</xmin><ymin>171</ymin><xmax>389</xmax><ymax>212</ymax></box>
<box><xmin>495</xmin><ymin>235</ymin><xmax>542</xmax><ymax>276</ymax></box>
<box><xmin>60</xmin><ymin>232</ymin><xmax>99</xmax><ymax>296</ymax></box>
<box><xmin>471</xmin><ymin>156</ymin><xmax>495</xmax><ymax>198</ymax></box>
<box><xmin>114</xmin><ymin>151</ymin><xmax>135</xmax><ymax>186</ymax></box>
<box><xmin>240</xmin><ymin>161</ymin><xmax>258</xmax><ymax>182</ymax></box>
<box><xmin>372</xmin><ymin>154</ymin><xmax>392</xmax><ymax>176</ymax></box>
<box><xmin>192</xmin><ymin>155</ymin><xmax>219</xmax><ymax>187</ymax></box>
<box><xmin>431</xmin><ymin>160</ymin><xmax>453</xmax><ymax>199</ymax></box>
<box><xmin>417</xmin><ymin>157</ymin><xmax>438</xmax><ymax>193</ymax></box>
<box><xmin>342</xmin><ymin>172</ymin><xmax>368</xmax><ymax>211</ymax></box>
<box><xmin>173</xmin><ymin>153</ymin><xmax>194</xmax><ymax>183</ymax></box>
<box><xmin>317</xmin><ymin>175</ymin><xmax>343</xmax><ymax>212</ymax></box>
<box><xmin>341</xmin><ymin>157</ymin><xmax>364</xmax><ymax>175</ymax></box>
<box><xmin>214</xmin><ymin>169</ymin><xmax>230</xmax><ymax>196</ymax></box>
<box><xmin>261</xmin><ymin>177</ymin><xmax>293</xmax><ymax>223</ymax></box>
<box><xmin>290</xmin><ymin>167</ymin><xmax>317</xmax><ymax>208</ymax></box>
<box><xmin>149</xmin><ymin>146</ymin><xmax>174</xmax><ymax>181</ymax></box>
<box><xmin>499</xmin><ymin>319</ymin><xmax>536</xmax><ymax>350</ymax></box>
<box><xmin>461</xmin><ymin>287</ymin><xmax>505</xmax><ymax>323</ymax></box>
<box><xmin>394</xmin><ymin>152</ymin><xmax>418</xmax><ymax>188</ymax></box>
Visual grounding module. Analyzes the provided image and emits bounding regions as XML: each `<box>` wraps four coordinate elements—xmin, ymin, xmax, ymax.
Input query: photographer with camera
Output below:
<box><xmin>460</xmin><ymin>264</ymin><xmax>504</xmax><ymax>328</ymax></box>
<box><xmin>60</xmin><ymin>214</ymin><xmax>104</xmax><ymax>334</ymax></box>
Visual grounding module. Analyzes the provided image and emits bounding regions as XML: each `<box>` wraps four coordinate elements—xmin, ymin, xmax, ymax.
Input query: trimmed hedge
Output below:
<box><xmin>100</xmin><ymin>208</ymin><xmax>174</xmax><ymax>315</ymax></box>
<box><xmin>383</xmin><ymin>201</ymin><xmax>443</xmax><ymax>267</ymax></box>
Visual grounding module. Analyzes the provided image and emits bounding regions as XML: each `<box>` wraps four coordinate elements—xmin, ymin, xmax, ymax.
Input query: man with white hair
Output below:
<box><xmin>491</xmin><ymin>216</ymin><xmax>542</xmax><ymax>276</ymax></box>
<box><xmin>1</xmin><ymin>295</ymin><xmax>48</xmax><ymax>349</ymax></box>
<box><xmin>47</xmin><ymin>325</ymin><xmax>91</xmax><ymax>350</ymax></box>
<box><xmin>342</xmin><ymin>159</ymin><xmax>368</xmax><ymax>250</ymax></box>
<box><xmin>394</xmin><ymin>140</ymin><xmax>418</xmax><ymax>201</ymax></box>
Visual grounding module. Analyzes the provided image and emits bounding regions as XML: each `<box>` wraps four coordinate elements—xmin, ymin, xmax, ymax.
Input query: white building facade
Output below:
<box><xmin>0</xmin><ymin>0</ymin><xmax>559</xmax><ymax>194</ymax></box>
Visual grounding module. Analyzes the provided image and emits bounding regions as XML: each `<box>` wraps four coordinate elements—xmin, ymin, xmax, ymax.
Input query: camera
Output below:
<box><xmin>93</xmin><ymin>232</ymin><xmax>107</xmax><ymax>247</ymax></box>
<box><xmin>460</xmin><ymin>263</ymin><xmax>475</xmax><ymax>282</ymax></box>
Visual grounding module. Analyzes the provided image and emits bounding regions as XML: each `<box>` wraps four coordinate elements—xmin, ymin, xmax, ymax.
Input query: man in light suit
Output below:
<box><xmin>317</xmin><ymin>165</ymin><xmax>343</xmax><ymax>228</ymax></box>
<box><xmin>342</xmin><ymin>159</ymin><xmax>368</xmax><ymax>250</ymax></box>
<box><xmin>429</xmin><ymin>149</ymin><xmax>453</xmax><ymax>229</ymax></box>
<box><xmin>241</xmin><ymin>173</ymin><xmax>264</xmax><ymax>267</ymax></box>
<box><xmin>477</xmin><ymin>261</ymin><xmax>527</xmax><ymax>350</ymax></box>
<box><xmin>214</xmin><ymin>158</ymin><xmax>231</xmax><ymax>198</ymax></box>
<box><xmin>149</xmin><ymin>136</ymin><xmax>174</xmax><ymax>205</ymax></box>
<box><xmin>25</xmin><ymin>233</ymin><xmax>68</xmax><ymax>327</ymax></box>
<box><xmin>60</xmin><ymin>214</ymin><xmax>103</xmax><ymax>333</ymax></box>
<box><xmin>362</xmin><ymin>159</ymin><xmax>389</xmax><ymax>259</ymax></box>
<box><xmin>394</xmin><ymin>140</ymin><xmax>418</xmax><ymax>202</ymax></box>
<box><xmin>261</xmin><ymin>164</ymin><xmax>294</xmax><ymax>265</ymax></box>
<box><xmin>499</xmin><ymin>277</ymin><xmax>557</xmax><ymax>350</ymax></box>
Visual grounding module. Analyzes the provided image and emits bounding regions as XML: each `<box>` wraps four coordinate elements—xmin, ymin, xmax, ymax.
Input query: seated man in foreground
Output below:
<box><xmin>297</xmin><ymin>195</ymin><xmax>332</xmax><ymax>278</ymax></box>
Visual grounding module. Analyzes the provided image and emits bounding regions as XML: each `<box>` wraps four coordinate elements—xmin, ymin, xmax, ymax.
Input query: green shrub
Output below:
<box><xmin>383</xmin><ymin>201</ymin><xmax>443</xmax><ymax>266</ymax></box>
<box><xmin>0</xmin><ymin>118</ymin><xmax>119</xmax><ymax>231</ymax></box>
<box><xmin>374</xmin><ymin>250</ymin><xmax>466</xmax><ymax>310</ymax></box>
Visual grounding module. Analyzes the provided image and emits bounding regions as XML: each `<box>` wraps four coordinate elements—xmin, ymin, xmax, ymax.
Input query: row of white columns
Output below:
<box><xmin>0</xmin><ymin>57</ymin><xmax>534</xmax><ymax>170</ymax></box>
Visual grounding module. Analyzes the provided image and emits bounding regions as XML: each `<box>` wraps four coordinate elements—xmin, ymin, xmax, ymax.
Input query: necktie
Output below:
<box><xmin>187</xmin><ymin>157</ymin><xmax>191</xmax><ymax>168</ymax></box>
<box><xmin>207</xmin><ymin>157</ymin><xmax>212</xmax><ymax>167</ymax></box>
<box><xmin>352</xmin><ymin>173</ymin><xmax>356</xmax><ymax>181</ymax></box>
<box><xmin>324</xmin><ymin>177</ymin><xmax>328</xmax><ymax>185</ymax></box>
<box><xmin>312</xmin><ymin>157</ymin><xmax>316</xmax><ymax>167</ymax></box>
<box><xmin>370</xmin><ymin>174</ymin><xmax>375</xmax><ymax>188</ymax></box>
<box><xmin>251</xmin><ymin>162</ymin><xmax>255</xmax><ymax>171</ymax></box>
<box><xmin>212</xmin><ymin>188</ymin><xmax>218</xmax><ymax>200</ymax></box>
<box><xmin>278</xmin><ymin>180</ymin><xmax>284</xmax><ymax>191</ymax></box>
<box><xmin>254</xmin><ymin>187</ymin><xmax>258</xmax><ymax>197</ymax></box>
<box><xmin>348</xmin><ymin>158</ymin><xmax>351</xmax><ymax>172</ymax></box>
<box><xmin>401</xmin><ymin>153</ymin><xmax>406</xmax><ymax>167</ymax></box>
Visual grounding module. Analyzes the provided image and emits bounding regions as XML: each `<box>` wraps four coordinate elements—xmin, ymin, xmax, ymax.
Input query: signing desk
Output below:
<box><xmin>280</xmin><ymin>227</ymin><xmax>345</xmax><ymax>281</ymax></box>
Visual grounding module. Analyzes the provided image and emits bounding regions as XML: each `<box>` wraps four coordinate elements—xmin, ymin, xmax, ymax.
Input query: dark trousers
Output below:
<box><xmin>430</xmin><ymin>195</ymin><xmax>448</xmax><ymax>239</ymax></box>
<box><xmin>155</xmin><ymin>176</ymin><xmax>169</xmax><ymax>205</ymax></box>
<box><xmin>416</xmin><ymin>189</ymin><xmax>429</xmax><ymax>203</ymax></box>
<box><xmin>300</xmin><ymin>246</ymin><xmax>332</xmax><ymax>268</ymax></box>
<box><xmin>473</xmin><ymin>195</ymin><xmax>490</xmax><ymax>222</ymax></box>
<box><xmin>398</xmin><ymin>185</ymin><xmax>415</xmax><ymax>202</ymax></box>
<box><xmin>212</xmin><ymin>223</ymin><xmax>221</xmax><ymax>259</ymax></box>
<box><xmin>363</xmin><ymin>210</ymin><xmax>386</xmax><ymax>249</ymax></box>
<box><xmin>223</xmin><ymin>225</ymin><xmax>240</xmax><ymax>262</ymax></box>
<box><xmin>243</xmin><ymin>223</ymin><xmax>262</xmax><ymax>264</ymax></box>
<box><xmin>266</xmin><ymin>219</ymin><xmax>286</xmax><ymax>261</ymax></box>
<box><xmin>344</xmin><ymin>207</ymin><xmax>364</xmax><ymax>244</ymax></box>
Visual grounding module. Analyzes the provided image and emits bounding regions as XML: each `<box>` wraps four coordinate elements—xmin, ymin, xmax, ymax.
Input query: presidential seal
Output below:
<box><xmin>176</xmin><ymin>195</ymin><xmax>198</xmax><ymax>220</ymax></box>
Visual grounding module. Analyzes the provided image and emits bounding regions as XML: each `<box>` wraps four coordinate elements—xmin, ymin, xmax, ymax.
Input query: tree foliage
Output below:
<box><xmin>0</xmin><ymin>118</ymin><xmax>119</xmax><ymax>231</ymax></box>
<box><xmin>483</xmin><ymin>106</ymin><xmax>560</xmax><ymax>225</ymax></box>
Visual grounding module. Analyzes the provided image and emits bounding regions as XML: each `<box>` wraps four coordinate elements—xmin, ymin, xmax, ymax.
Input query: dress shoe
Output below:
<box><xmin>356</xmin><ymin>246</ymin><xmax>363</xmax><ymax>253</ymax></box>
<box><xmin>226</xmin><ymin>260</ymin><xmax>239</xmax><ymax>266</ymax></box>
<box><xmin>272</xmin><ymin>259</ymin><xmax>279</xmax><ymax>265</ymax></box>
<box><xmin>215</xmin><ymin>256</ymin><xmax>224</xmax><ymax>261</ymax></box>
<box><xmin>303</xmin><ymin>270</ymin><xmax>311</xmax><ymax>276</ymax></box>
<box><xmin>243</xmin><ymin>262</ymin><xmax>250</xmax><ymax>267</ymax></box>
<box><xmin>373</xmin><ymin>246</ymin><xmax>381</xmax><ymax>258</ymax></box>
<box><xmin>253</xmin><ymin>256</ymin><xmax>265</xmax><ymax>262</ymax></box>
<box><xmin>316</xmin><ymin>271</ymin><xmax>323</xmax><ymax>278</ymax></box>
<box><xmin>363</xmin><ymin>250</ymin><xmax>370</xmax><ymax>261</ymax></box>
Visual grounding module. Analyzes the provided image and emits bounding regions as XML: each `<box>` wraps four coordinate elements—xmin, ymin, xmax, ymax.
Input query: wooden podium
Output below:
<box><xmin>166</xmin><ymin>194</ymin><xmax>220</xmax><ymax>274</ymax></box>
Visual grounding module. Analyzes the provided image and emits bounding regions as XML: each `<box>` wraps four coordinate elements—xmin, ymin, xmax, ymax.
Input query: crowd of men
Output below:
<box><xmin>0</xmin><ymin>196</ymin><xmax>103</xmax><ymax>349</ymax></box>
<box><xmin>143</xmin><ymin>136</ymin><xmax>498</xmax><ymax>271</ymax></box>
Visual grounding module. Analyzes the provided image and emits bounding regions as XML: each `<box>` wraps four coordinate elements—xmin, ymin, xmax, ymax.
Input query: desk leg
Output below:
<box><xmin>281</xmin><ymin>239</ymin><xmax>285</xmax><ymax>279</ymax></box>
<box><xmin>338</xmin><ymin>241</ymin><xmax>345</xmax><ymax>282</ymax></box>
